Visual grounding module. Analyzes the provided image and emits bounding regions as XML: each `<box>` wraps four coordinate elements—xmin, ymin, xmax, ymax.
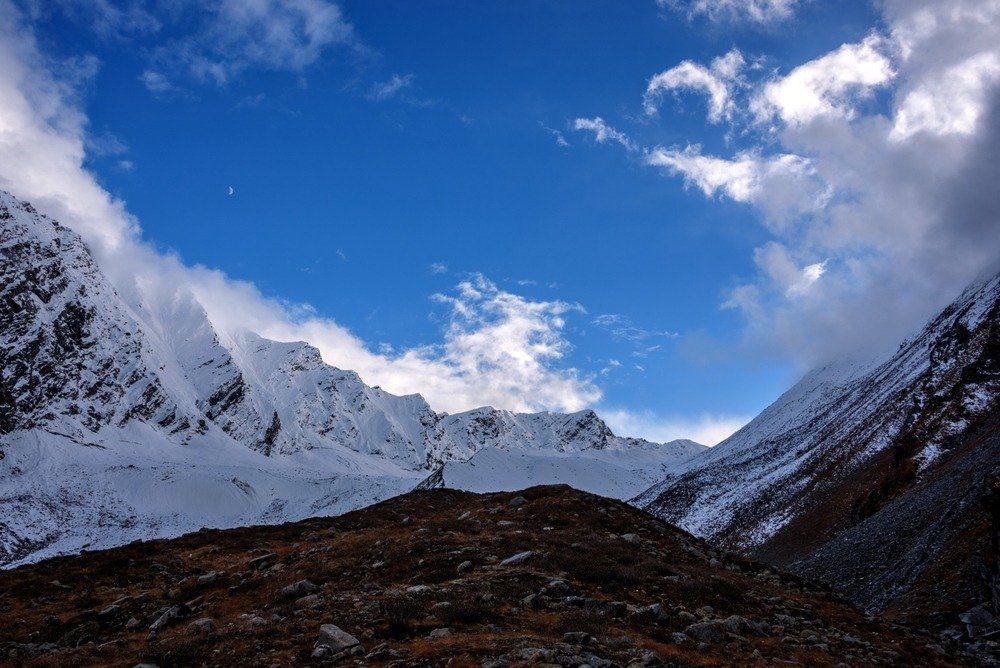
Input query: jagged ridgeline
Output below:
<box><xmin>0</xmin><ymin>190</ymin><xmax>701</xmax><ymax>567</ymax></box>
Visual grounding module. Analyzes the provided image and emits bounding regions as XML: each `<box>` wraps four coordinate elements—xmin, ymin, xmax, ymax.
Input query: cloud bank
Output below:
<box><xmin>580</xmin><ymin>0</ymin><xmax>1000</xmax><ymax>367</ymax></box>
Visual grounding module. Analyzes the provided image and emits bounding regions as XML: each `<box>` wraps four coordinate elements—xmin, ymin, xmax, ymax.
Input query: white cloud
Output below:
<box><xmin>601</xmin><ymin>408</ymin><xmax>749</xmax><ymax>446</ymax></box>
<box><xmin>890</xmin><ymin>52</ymin><xmax>1000</xmax><ymax>140</ymax></box>
<box><xmin>143</xmin><ymin>0</ymin><xmax>356</xmax><ymax>88</ymax></box>
<box><xmin>644</xmin><ymin>49</ymin><xmax>745</xmax><ymax>122</ymax></box>
<box><xmin>660</xmin><ymin>0</ymin><xmax>800</xmax><ymax>24</ymax></box>
<box><xmin>585</xmin><ymin>0</ymin><xmax>1000</xmax><ymax>368</ymax></box>
<box><xmin>139</xmin><ymin>69</ymin><xmax>172</xmax><ymax>94</ymax></box>
<box><xmin>645</xmin><ymin>145</ymin><xmax>827</xmax><ymax>222</ymax></box>
<box><xmin>538</xmin><ymin>122</ymin><xmax>570</xmax><ymax>147</ymax></box>
<box><xmin>429</xmin><ymin>262</ymin><xmax>448</xmax><ymax>275</ymax></box>
<box><xmin>751</xmin><ymin>34</ymin><xmax>895</xmax><ymax>126</ymax></box>
<box><xmin>367</xmin><ymin>73</ymin><xmax>414</xmax><ymax>101</ymax></box>
<box><xmin>0</xmin><ymin>0</ymin><xmax>599</xmax><ymax>417</ymax></box>
<box><xmin>572</xmin><ymin>117</ymin><xmax>637</xmax><ymax>151</ymax></box>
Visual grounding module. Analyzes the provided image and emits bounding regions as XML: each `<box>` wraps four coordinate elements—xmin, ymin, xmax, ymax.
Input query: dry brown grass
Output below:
<box><xmin>0</xmin><ymin>485</ymin><xmax>960</xmax><ymax>667</ymax></box>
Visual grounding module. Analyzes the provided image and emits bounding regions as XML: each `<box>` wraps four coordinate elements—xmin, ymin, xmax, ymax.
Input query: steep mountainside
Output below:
<box><xmin>0</xmin><ymin>486</ymin><xmax>960</xmax><ymax>667</ymax></box>
<box><xmin>0</xmin><ymin>190</ymin><xmax>695</xmax><ymax>567</ymax></box>
<box><xmin>637</xmin><ymin>271</ymin><xmax>1000</xmax><ymax>645</ymax></box>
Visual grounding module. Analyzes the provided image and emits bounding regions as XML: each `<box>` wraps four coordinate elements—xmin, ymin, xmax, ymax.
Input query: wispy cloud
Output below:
<box><xmin>538</xmin><ymin>122</ymin><xmax>570</xmax><ymax>147</ymax></box>
<box><xmin>658</xmin><ymin>0</ymin><xmax>801</xmax><ymax>25</ymax></box>
<box><xmin>572</xmin><ymin>117</ymin><xmax>637</xmax><ymax>151</ymax></box>
<box><xmin>367</xmin><ymin>73</ymin><xmax>414</xmax><ymax>101</ymax></box>
<box><xmin>593</xmin><ymin>314</ymin><xmax>679</xmax><ymax>343</ymax></box>
<box><xmin>429</xmin><ymin>262</ymin><xmax>448</xmax><ymax>275</ymax></box>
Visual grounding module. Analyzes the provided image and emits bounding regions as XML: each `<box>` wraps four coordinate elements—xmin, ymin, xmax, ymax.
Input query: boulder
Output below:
<box><xmin>317</xmin><ymin>624</ymin><xmax>362</xmax><ymax>653</ymax></box>
<box><xmin>685</xmin><ymin>621</ymin><xmax>723</xmax><ymax>644</ymax></box>
<box><xmin>281</xmin><ymin>580</ymin><xmax>319</xmax><ymax>598</ymax></box>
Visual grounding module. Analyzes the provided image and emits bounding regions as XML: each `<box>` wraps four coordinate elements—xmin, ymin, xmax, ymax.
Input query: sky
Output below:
<box><xmin>1</xmin><ymin>0</ymin><xmax>998</xmax><ymax>446</ymax></box>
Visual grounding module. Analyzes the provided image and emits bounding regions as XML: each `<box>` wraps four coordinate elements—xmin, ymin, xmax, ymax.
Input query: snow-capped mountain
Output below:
<box><xmin>0</xmin><ymin>190</ymin><xmax>696</xmax><ymax>567</ymax></box>
<box><xmin>637</xmin><ymin>269</ymin><xmax>1000</xmax><ymax>631</ymax></box>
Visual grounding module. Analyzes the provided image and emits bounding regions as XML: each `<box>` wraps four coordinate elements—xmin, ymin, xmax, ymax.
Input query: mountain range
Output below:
<box><xmin>4</xmin><ymin>186</ymin><xmax>1000</xmax><ymax>658</ymax></box>
<box><xmin>0</xmin><ymin>189</ymin><xmax>701</xmax><ymax>567</ymax></box>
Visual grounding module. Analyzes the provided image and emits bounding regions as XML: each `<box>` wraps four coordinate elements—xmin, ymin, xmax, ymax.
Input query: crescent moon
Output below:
<box><xmin>228</xmin><ymin>186</ymin><xmax>235</xmax><ymax>196</ymax></box>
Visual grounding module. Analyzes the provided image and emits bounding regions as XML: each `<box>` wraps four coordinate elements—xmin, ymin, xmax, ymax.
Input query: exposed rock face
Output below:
<box><xmin>0</xmin><ymin>195</ymin><xmax>197</xmax><ymax>440</ymax></box>
<box><xmin>638</xmin><ymin>271</ymin><xmax>1000</xmax><ymax>639</ymax></box>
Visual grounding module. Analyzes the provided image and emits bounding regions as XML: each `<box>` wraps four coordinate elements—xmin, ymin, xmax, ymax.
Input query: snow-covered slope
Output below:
<box><xmin>638</xmin><ymin>271</ymin><xmax>1000</xmax><ymax>550</ymax></box>
<box><xmin>637</xmin><ymin>270</ymin><xmax>1000</xmax><ymax>631</ymax></box>
<box><xmin>0</xmin><ymin>190</ymin><xmax>697</xmax><ymax>566</ymax></box>
<box><xmin>417</xmin><ymin>439</ymin><xmax>706</xmax><ymax>500</ymax></box>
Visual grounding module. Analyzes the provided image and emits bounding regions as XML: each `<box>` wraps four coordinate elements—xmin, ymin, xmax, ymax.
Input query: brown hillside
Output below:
<box><xmin>0</xmin><ymin>486</ymin><xmax>963</xmax><ymax>667</ymax></box>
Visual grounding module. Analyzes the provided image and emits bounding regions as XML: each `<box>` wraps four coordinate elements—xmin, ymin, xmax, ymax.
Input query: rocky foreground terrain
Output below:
<box><xmin>0</xmin><ymin>486</ymin><xmax>963</xmax><ymax>667</ymax></box>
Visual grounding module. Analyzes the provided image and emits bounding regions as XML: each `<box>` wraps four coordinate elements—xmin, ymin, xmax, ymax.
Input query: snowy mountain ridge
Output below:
<box><xmin>638</xmin><ymin>270</ymin><xmax>1000</xmax><ymax>549</ymax></box>
<box><xmin>636</xmin><ymin>265</ymin><xmax>1000</xmax><ymax>635</ymax></box>
<box><xmin>0</xmin><ymin>189</ymin><xmax>700</xmax><ymax>566</ymax></box>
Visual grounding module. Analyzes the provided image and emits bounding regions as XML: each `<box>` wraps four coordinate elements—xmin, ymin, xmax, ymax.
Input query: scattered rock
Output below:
<box><xmin>295</xmin><ymin>594</ymin><xmax>322</xmax><ymax>608</ymax></box>
<box><xmin>248</xmin><ymin>553</ymin><xmax>277</xmax><ymax>570</ymax></box>
<box><xmin>620</xmin><ymin>533</ymin><xmax>641</xmax><ymax>545</ymax></box>
<box><xmin>429</xmin><ymin>627</ymin><xmax>454</xmax><ymax>638</ymax></box>
<box><xmin>508</xmin><ymin>496</ymin><xmax>528</xmax><ymax>508</ymax></box>
<box><xmin>186</xmin><ymin>618</ymin><xmax>215</xmax><ymax>635</ymax></box>
<box><xmin>197</xmin><ymin>571</ymin><xmax>220</xmax><ymax>586</ymax></box>
<box><xmin>317</xmin><ymin>623</ymin><xmax>362</xmax><ymax>653</ymax></box>
<box><xmin>500</xmin><ymin>550</ymin><xmax>533</xmax><ymax>566</ymax></box>
<box><xmin>563</xmin><ymin>631</ymin><xmax>592</xmax><ymax>644</ymax></box>
<box><xmin>281</xmin><ymin>579</ymin><xmax>319</xmax><ymax>598</ymax></box>
<box><xmin>457</xmin><ymin>560</ymin><xmax>473</xmax><ymax>573</ymax></box>
<box><xmin>685</xmin><ymin>621</ymin><xmax>723</xmax><ymax>644</ymax></box>
<box><xmin>721</xmin><ymin>615</ymin><xmax>761</xmax><ymax>635</ymax></box>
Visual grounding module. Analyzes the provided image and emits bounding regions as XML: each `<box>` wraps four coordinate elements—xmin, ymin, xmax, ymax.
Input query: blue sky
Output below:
<box><xmin>4</xmin><ymin>0</ymin><xmax>997</xmax><ymax>444</ymax></box>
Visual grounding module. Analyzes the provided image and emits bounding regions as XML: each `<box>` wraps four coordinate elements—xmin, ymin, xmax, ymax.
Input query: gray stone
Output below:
<box><xmin>317</xmin><ymin>624</ymin><xmax>362</xmax><ymax>652</ymax></box>
<box><xmin>685</xmin><ymin>621</ymin><xmax>723</xmax><ymax>644</ymax></box>
<box><xmin>98</xmin><ymin>604</ymin><xmax>120</xmax><ymax>618</ymax></box>
<box><xmin>500</xmin><ymin>550</ymin><xmax>533</xmax><ymax>566</ymax></box>
<box><xmin>149</xmin><ymin>606</ymin><xmax>182</xmax><ymax>632</ymax></box>
<box><xmin>295</xmin><ymin>594</ymin><xmax>322</xmax><ymax>608</ymax></box>
<box><xmin>406</xmin><ymin>584</ymin><xmax>431</xmax><ymax>594</ymax></box>
<box><xmin>563</xmin><ymin>631</ymin><xmax>591</xmax><ymax>644</ymax></box>
<box><xmin>196</xmin><ymin>571</ymin><xmax>220</xmax><ymax>586</ymax></box>
<box><xmin>281</xmin><ymin>579</ymin><xmax>319</xmax><ymax>598</ymax></box>
<box><xmin>186</xmin><ymin>618</ymin><xmax>215</xmax><ymax>635</ymax></box>
<box><xmin>248</xmin><ymin>553</ymin><xmax>277</xmax><ymax>570</ymax></box>
<box><xmin>457</xmin><ymin>560</ymin><xmax>473</xmax><ymax>573</ymax></box>
<box><xmin>508</xmin><ymin>496</ymin><xmax>528</xmax><ymax>507</ymax></box>
<box><xmin>429</xmin><ymin>627</ymin><xmax>455</xmax><ymax>638</ymax></box>
<box><xmin>721</xmin><ymin>615</ymin><xmax>760</xmax><ymax>635</ymax></box>
<box><xmin>620</xmin><ymin>533</ymin><xmax>641</xmax><ymax>545</ymax></box>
